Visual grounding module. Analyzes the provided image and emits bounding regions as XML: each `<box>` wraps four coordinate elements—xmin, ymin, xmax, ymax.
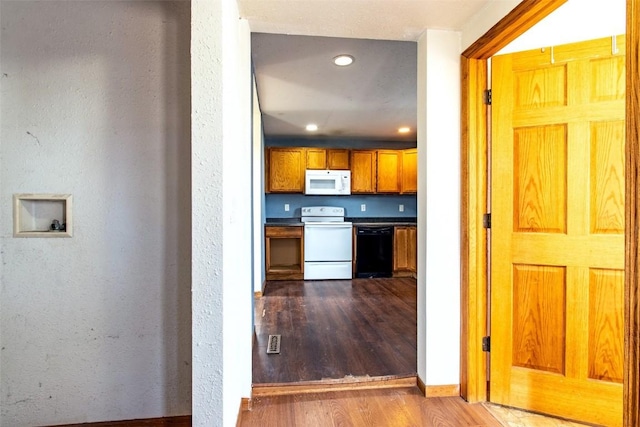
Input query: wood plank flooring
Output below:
<box><xmin>238</xmin><ymin>387</ymin><xmax>502</xmax><ymax>427</ymax></box>
<box><xmin>253</xmin><ymin>278</ymin><xmax>417</xmax><ymax>384</ymax></box>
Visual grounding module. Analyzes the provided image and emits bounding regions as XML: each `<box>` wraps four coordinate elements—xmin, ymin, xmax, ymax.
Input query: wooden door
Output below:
<box><xmin>408</xmin><ymin>226</ymin><xmax>416</xmax><ymax>273</ymax></box>
<box><xmin>306</xmin><ymin>148</ymin><xmax>327</xmax><ymax>169</ymax></box>
<box><xmin>327</xmin><ymin>149</ymin><xmax>350</xmax><ymax>169</ymax></box>
<box><xmin>490</xmin><ymin>36</ymin><xmax>625</xmax><ymax>426</ymax></box>
<box><xmin>393</xmin><ymin>226</ymin><xmax>416</xmax><ymax>276</ymax></box>
<box><xmin>350</xmin><ymin>150</ymin><xmax>376</xmax><ymax>193</ymax></box>
<box><xmin>267</xmin><ymin>147</ymin><xmax>305</xmax><ymax>192</ymax></box>
<box><xmin>377</xmin><ymin>150</ymin><xmax>401</xmax><ymax>193</ymax></box>
<box><xmin>393</xmin><ymin>226</ymin><xmax>411</xmax><ymax>274</ymax></box>
<box><xmin>401</xmin><ymin>148</ymin><xmax>417</xmax><ymax>194</ymax></box>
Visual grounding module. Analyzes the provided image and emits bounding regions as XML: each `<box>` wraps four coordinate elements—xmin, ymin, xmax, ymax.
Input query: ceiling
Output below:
<box><xmin>240</xmin><ymin>0</ymin><xmax>494</xmax><ymax>141</ymax></box>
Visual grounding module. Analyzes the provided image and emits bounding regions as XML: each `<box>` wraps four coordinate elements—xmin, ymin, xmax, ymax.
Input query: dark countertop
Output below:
<box><xmin>348</xmin><ymin>217</ymin><xmax>416</xmax><ymax>225</ymax></box>
<box><xmin>265</xmin><ymin>217</ymin><xmax>417</xmax><ymax>227</ymax></box>
<box><xmin>265</xmin><ymin>218</ymin><xmax>304</xmax><ymax>226</ymax></box>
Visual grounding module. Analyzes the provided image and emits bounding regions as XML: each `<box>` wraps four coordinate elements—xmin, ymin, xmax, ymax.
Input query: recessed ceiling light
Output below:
<box><xmin>398</xmin><ymin>127</ymin><xmax>411</xmax><ymax>134</ymax></box>
<box><xmin>306</xmin><ymin>124</ymin><xmax>318</xmax><ymax>132</ymax></box>
<box><xmin>333</xmin><ymin>55</ymin><xmax>354</xmax><ymax>67</ymax></box>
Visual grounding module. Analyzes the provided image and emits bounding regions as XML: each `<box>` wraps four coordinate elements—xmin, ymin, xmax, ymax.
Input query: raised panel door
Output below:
<box><xmin>393</xmin><ymin>226</ymin><xmax>416</xmax><ymax>276</ymax></box>
<box><xmin>408</xmin><ymin>226</ymin><xmax>416</xmax><ymax>272</ymax></box>
<box><xmin>376</xmin><ymin>150</ymin><xmax>401</xmax><ymax>193</ymax></box>
<box><xmin>393</xmin><ymin>226</ymin><xmax>410</xmax><ymax>272</ymax></box>
<box><xmin>401</xmin><ymin>148</ymin><xmax>417</xmax><ymax>194</ymax></box>
<box><xmin>327</xmin><ymin>149</ymin><xmax>350</xmax><ymax>169</ymax></box>
<box><xmin>350</xmin><ymin>150</ymin><xmax>376</xmax><ymax>193</ymax></box>
<box><xmin>306</xmin><ymin>148</ymin><xmax>327</xmax><ymax>169</ymax></box>
<box><xmin>267</xmin><ymin>148</ymin><xmax>305</xmax><ymax>193</ymax></box>
<box><xmin>490</xmin><ymin>36</ymin><xmax>625</xmax><ymax>426</ymax></box>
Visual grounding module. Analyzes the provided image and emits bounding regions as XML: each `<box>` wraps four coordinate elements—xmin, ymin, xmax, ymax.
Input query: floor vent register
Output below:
<box><xmin>267</xmin><ymin>334</ymin><xmax>281</xmax><ymax>354</ymax></box>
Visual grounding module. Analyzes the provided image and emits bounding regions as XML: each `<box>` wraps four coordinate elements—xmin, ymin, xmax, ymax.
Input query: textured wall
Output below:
<box><xmin>0</xmin><ymin>2</ymin><xmax>192</xmax><ymax>425</ymax></box>
<box><xmin>191</xmin><ymin>1</ymin><xmax>253</xmax><ymax>426</ymax></box>
<box><xmin>417</xmin><ymin>29</ymin><xmax>462</xmax><ymax>386</ymax></box>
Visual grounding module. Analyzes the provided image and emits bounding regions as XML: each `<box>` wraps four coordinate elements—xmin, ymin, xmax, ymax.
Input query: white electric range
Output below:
<box><xmin>301</xmin><ymin>206</ymin><xmax>353</xmax><ymax>280</ymax></box>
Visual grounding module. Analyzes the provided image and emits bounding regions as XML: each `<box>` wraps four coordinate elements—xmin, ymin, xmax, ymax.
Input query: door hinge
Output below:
<box><xmin>482</xmin><ymin>336</ymin><xmax>491</xmax><ymax>352</ymax></box>
<box><xmin>483</xmin><ymin>89</ymin><xmax>492</xmax><ymax>105</ymax></box>
<box><xmin>483</xmin><ymin>213</ymin><xmax>491</xmax><ymax>229</ymax></box>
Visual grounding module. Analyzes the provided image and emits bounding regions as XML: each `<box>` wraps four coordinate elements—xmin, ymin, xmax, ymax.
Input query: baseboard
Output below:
<box><xmin>416</xmin><ymin>375</ymin><xmax>460</xmax><ymax>398</ymax></box>
<box><xmin>417</xmin><ymin>376</ymin><xmax>426</xmax><ymax>395</ymax></box>
<box><xmin>424</xmin><ymin>384</ymin><xmax>460</xmax><ymax>397</ymax></box>
<box><xmin>51</xmin><ymin>415</ymin><xmax>191</xmax><ymax>427</ymax></box>
<box><xmin>252</xmin><ymin>374</ymin><xmax>417</xmax><ymax>397</ymax></box>
<box><xmin>237</xmin><ymin>397</ymin><xmax>252</xmax><ymax>426</ymax></box>
<box><xmin>241</xmin><ymin>397</ymin><xmax>252</xmax><ymax>411</ymax></box>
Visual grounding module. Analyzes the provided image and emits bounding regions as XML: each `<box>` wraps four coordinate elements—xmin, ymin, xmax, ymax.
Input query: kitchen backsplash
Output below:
<box><xmin>266</xmin><ymin>193</ymin><xmax>417</xmax><ymax>218</ymax></box>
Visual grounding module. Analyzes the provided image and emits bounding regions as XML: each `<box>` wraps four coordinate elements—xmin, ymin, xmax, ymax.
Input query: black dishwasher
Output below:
<box><xmin>355</xmin><ymin>226</ymin><xmax>394</xmax><ymax>278</ymax></box>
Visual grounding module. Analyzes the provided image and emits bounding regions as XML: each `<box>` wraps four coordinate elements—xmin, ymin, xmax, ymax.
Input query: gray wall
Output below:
<box><xmin>265</xmin><ymin>193</ymin><xmax>417</xmax><ymax>218</ymax></box>
<box><xmin>264</xmin><ymin>138</ymin><xmax>417</xmax><ymax>219</ymax></box>
<box><xmin>0</xmin><ymin>2</ymin><xmax>192</xmax><ymax>424</ymax></box>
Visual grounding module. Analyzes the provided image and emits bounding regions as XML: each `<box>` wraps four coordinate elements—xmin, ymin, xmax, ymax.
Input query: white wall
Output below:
<box><xmin>461</xmin><ymin>0</ymin><xmax>626</xmax><ymax>55</ymax></box>
<box><xmin>460</xmin><ymin>0</ymin><xmax>521</xmax><ymax>51</ymax></box>
<box><xmin>499</xmin><ymin>0</ymin><xmax>626</xmax><ymax>54</ymax></box>
<box><xmin>191</xmin><ymin>0</ymin><xmax>253</xmax><ymax>425</ymax></box>
<box><xmin>0</xmin><ymin>2</ymin><xmax>192</xmax><ymax>425</ymax></box>
<box><xmin>417</xmin><ymin>29</ymin><xmax>462</xmax><ymax>386</ymax></box>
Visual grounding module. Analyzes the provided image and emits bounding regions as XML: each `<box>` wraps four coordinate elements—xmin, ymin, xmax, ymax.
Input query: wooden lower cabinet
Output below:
<box><xmin>265</xmin><ymin>226</ymin><xmax>304</xmax><ymax>280</ymax></box>
<box><xmin>393</xmin><ymin>226</ymin><xmax>417</xmax><ymax>277</ymax></box>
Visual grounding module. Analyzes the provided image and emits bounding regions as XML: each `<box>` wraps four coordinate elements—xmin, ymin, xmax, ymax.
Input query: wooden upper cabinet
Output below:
<box><xmin>327</xmin><ymin>149</ymin><xmax>350</xmax><ymax>169</ymax></box>
<box><xmin>306</xmin><ymin>148</ymin><xmax>350</xmax><ymax>170</ymax></box>
<box><xmin>376</xmin><ymin>150</ymin><xmax>402</xmax><ymax>193</ymax></box>
<box><xmin>401</xmin><ymin>148</ymin><xmax>417</xmax><ymax>194</ymax></box>
<box><xmin>350</xmin><ymin>150</ymin><xmax>377</xmax><ymax>193</ymax></box>
<box><xmin>267</xmin><ymin>147</ymin><xmax>305</xmax><ymax>193</ymax></box>
<box><xmin>306</xmin><ymin>148</ymin><xmax>327</xmax><ymax>170</ymax></box>
<box><xmin>265</xmin><ymin>146</ymin><xmax>415</xmax><ymax>194</ymax></box>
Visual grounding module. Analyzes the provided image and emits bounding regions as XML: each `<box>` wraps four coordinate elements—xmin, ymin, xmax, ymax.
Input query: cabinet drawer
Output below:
<box><xmin>265</xmin><ymin>226</ymin><xmax>303</xmax><ymax>238</ymax></box>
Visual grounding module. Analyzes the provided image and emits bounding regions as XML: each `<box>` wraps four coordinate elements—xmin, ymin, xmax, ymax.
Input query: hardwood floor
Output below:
<box><xmin>248</xmin><ymin>278</ymin><xmax>501</xmax><ymax>425</ymax></box>
<box><xmin>238</xmin><ymin>386</ymin><xmax>502</xmax><ymax>426</ymax></box>
<box><xmin>252</xmin><ymin>278</ymin><xmax>417</xmax><ymax>384</ymax></box>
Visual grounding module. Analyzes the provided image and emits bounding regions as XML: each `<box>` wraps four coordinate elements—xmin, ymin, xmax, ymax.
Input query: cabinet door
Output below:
<box><xmin>327</xmin><ymin>149</ymin><xmax>350</xmax><ymax>169</ymax></box>
<box><xmin>350</xmin><ymin>150</ymin><xmax>377</xmax><ymax>193</ymax></box>
<box><xmin>377</xmin><ymin>150</ymin><xmax>402</xmax><ymax>193</ymax></box>
<box><xmin>267</xmin><ymin>148</ymin><xmax>305</xmax><ymax>193</ymax></box>
<box><xmin>306</xmin><ymin>148</ymin><xmax>327</xmax><ymax>169</ymax></box>
<box><xmin>401</xmin><ymin>148</ymin><xmax>417</xmax><ymax>194</ymax></box>
<box><xmin>393</xmin><ymin>225</ymin><xmax>417</xmax><ymax>275</ymax></box>
<box><xmin>393</xmin><ymin>226</ymin><xmax>411</xmax><ymax>272</ymax></box>
<box><xmin>408</xmin><ymin>226</ymin><xmax>417</xmax><ymax>272</ymax></box>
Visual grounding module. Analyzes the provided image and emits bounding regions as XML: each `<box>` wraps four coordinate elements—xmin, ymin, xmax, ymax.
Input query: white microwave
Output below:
<box><xmin>305</xmin><ymin>170</ymin><xmax>351</xmax><ymax>195</ymax></box>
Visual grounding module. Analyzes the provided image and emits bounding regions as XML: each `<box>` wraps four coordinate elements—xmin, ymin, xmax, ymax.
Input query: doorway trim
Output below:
<box><xmin>459</xmin><ymin>1</ymin><xmax>640</xmax><ymax>426</ymax></box>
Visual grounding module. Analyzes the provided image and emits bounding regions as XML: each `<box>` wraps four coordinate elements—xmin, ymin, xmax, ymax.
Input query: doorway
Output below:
<box><xmin>251</xmin><ymin>34</ymin><xmax>419</xmax><ymax>387</ymax></box>
<box><xmin>460</xmin><ymin>1</ymin><xmax>639</xmax><ymax>426</ymax></box>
